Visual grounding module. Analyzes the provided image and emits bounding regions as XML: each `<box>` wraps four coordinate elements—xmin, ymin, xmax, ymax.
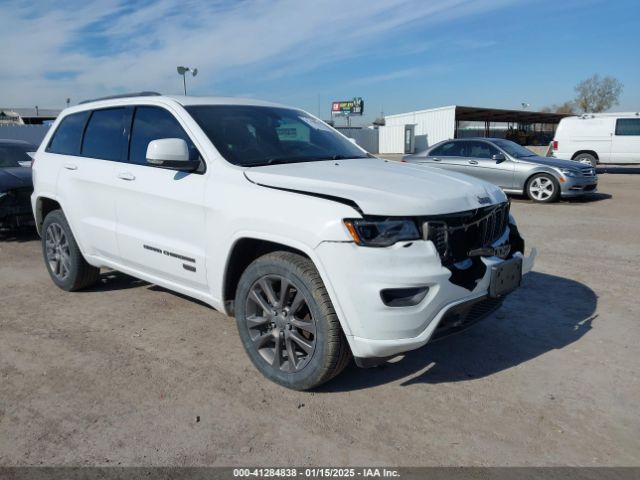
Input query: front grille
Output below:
<box><xmin>422</xmin><ymin>202</ymin><xmax>510</xmax><ymax>264</ymax></box>
<box><xmin>431</xmin><ymin>296</ymin><xmax>503</xmax><ymax>340</ymax></box>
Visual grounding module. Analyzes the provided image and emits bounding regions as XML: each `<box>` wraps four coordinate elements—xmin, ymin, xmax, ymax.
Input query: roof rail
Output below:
<box><xmin>79</xmin><ymin>91</ymin><xmax>162</xmax><ymax>105</ymax></box>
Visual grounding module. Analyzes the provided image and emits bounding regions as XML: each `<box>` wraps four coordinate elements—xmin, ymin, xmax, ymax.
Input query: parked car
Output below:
<box><xmin>32</xmin><ymin>93</ymin><xmax>535</xmax><ymax>389</ymax></box>
<box><xmin>403</xmin><ymin>138</ymin><xmax>598</xmax><ymax>203</ymax></box>
<box><xmin>552</xmin><ymin>112</ymin><xmax>640</xmax><ymax>166</ymax></box>
<box><xmin>0</xmin><ymin>139</ymin><xmax>37</xmax><ymax>229</ymax></box>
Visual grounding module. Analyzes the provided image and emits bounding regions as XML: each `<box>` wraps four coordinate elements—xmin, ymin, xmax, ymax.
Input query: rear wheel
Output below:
<box><xmin>574</xmin><ymin>153</ymin><xmax>597</xmax><ymax>168</ymax></box>
<box><xmin>526</xmin><ymin>173</ymin><xmax>560</xmax><ymax>203</ymax></box>
<box><xmin>41</xmin><ymin>210</ymin><xmax>100</xmax><ymax>291</ymax></box>
<box><xmin>234</xmin><ymin>251</ymin><xmax>351</xmax><ymax>390</ymax></box>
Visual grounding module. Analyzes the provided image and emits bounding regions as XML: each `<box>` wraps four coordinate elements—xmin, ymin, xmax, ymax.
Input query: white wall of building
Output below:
<box><xmin>378</xmin><ymin>125</ymin><xmax>405</xmax><ymax>154</ymax></box>
<box><xmin>381</xmin><ymin>105</ymin><xmax>457</xmax><ymax>154</ymax></box>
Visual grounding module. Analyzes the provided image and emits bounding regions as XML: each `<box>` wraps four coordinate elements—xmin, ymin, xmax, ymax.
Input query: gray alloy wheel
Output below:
<box><xmin>527</xmin><ymin>174</ymin><xmax>560</xmax><ymax>203</ymax></box>
<box><xmin>245</xmin><ymin>274</ymin><xmax>317</xmax><ymax>372</ymax></box>
<box><xmin>45</xmin><ymin>222</ymin><xmax>72</xmax><ymax>281</ymax></box>
<box><xmin>41</xmin><ymin>210</ymin><xmax>100</xmax><ymax>291</ymax></box>
<box><xmin>574</xmin><ymin>153</ymin><xmax>597</xmax><ymax>168</ymax></box>
<box><xmin>234</xmin><ymin>251</ymin><xmax>351</xmax><ymax>390</ymax></box>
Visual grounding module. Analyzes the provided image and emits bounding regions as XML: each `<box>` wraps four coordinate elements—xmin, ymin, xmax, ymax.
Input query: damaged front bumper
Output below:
<box><xmin>315</xmin><ymin>231</ymin><xmax>536</xmax><ymax>364</ymax></box>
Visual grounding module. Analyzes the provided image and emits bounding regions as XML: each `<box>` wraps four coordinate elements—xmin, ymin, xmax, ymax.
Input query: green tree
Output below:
<box><xmin>574</xmin><ymin>74</ymin><xmax>623</xmax><ymax>113</ymax></box>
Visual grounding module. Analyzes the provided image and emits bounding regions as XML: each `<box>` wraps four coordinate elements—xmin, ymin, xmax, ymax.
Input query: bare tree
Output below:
<box><xmin>574</xmin><ymin>74</ymin><xmax>623</xmax><ymax>113</ymax></box>
<box><xmin>540</xmin><ymin>101</ymin><xmax>577</xmax><ymax>114</ymax></box>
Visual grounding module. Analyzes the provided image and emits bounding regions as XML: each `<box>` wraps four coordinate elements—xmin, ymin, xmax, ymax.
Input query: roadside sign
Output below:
<box><xmin>331</xmin><ymin>97</ymin><xmax>364</xmax><ymax>116</ymax></box>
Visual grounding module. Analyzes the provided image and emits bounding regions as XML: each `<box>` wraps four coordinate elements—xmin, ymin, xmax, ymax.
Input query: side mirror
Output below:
<box><xmin>492</xmin><ymin>152</ymin><xmax>506</xmax><ymax>163</ymax></box>
<box><xmin>146</xmin><ymin>138</ymin><xmax>200</xmax><ymax>170</ymax></box>
<box><xmin>348</xmin><ymin>137</ymin><xmax>358</xmax><ymax>145</ymax></box>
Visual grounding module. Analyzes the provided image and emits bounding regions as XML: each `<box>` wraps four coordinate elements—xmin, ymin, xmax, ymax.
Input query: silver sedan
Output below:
<box><xmin>403</xmin><ymin>138</ymin><xmax>598</xmax><ymax>203</ymax></box>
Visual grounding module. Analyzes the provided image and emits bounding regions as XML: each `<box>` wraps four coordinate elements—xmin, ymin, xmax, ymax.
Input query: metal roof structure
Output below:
<box><xmin>1</xmin><ymin>107</ymin><xmax>61</xmax><ymax>118</ymax></box>
<box><xmin>386</xmin><ymin>105</ymin><xmax>569</xmax><ymax>125</ymax></box>
<box><xmin>0</xmin><ymin>107</ymin><xmax>61</xmax><ymax>125</ymax></box>
<box><xmin>453</xmin><ymin>105</ymin><xmax>568</xmax><ymax>124</ymax></box>
<box><xmin>381</xmin><ymin>104</ymin><xmax>568</xmax><ymax>154</ymax></box>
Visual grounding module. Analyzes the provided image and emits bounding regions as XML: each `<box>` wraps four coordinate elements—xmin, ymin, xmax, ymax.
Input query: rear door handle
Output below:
<box><xmin>63</xmin><ymin>162</ymin><xmax>77</xmax><ymax>170</ymax></box>
<box><xmin>117</xmin><ymin>172</ymin><xmax>136</xmax><ymax>181</ymax></box>
<box><xmin>468</xmin><ymin>160</ymin><xmax>478</xmax><ymax>165</ymax></box>
<box><xmin>432</xmin><ymin>157</ymin><xmax>441</xmax><ymax>161</ymax></box>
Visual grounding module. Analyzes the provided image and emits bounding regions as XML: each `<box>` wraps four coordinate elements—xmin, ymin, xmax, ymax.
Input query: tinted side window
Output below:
<box><xmin>466</xmin><ymin>141</ymin><xmax>498</xmax><ymax>159</ymax></box>
<box><xmin>431</xmin><ymin>142</ymin><xmax>463</xmax><ymax>157</ymax></box>
<box><xmin>615</xmin><ymin>119</ymin><xmax>640</xmax><ymax>136</ymax></box>
<box><xmin>81</xmin><ymin>108</ymin><xmax>125</xmax><ymax>161</ymax></box>
<box><xmin>47</xmin><ymin>111</ymin><xmax>89</xmax><ymax>155</ymax></box>
<box><xmin>129</xmin><ymin>106</ymin><xmax>199</xmax><ymax>166</ymax></box>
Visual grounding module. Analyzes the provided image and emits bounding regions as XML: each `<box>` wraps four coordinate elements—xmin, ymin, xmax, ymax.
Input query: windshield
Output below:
<box><xmin>491</xmin><ymin>139</ymin><xmax>537</xmax><ymax>159</ymax></box>
<box><xmin>185</xmin><ymin>105</ymin><xmax>369</xmax><ymax>167</ymax></box>
<box><xmin>0</xmin><ymin>144</ymin><xmax>35</xmax><ymax>168</ymax></box>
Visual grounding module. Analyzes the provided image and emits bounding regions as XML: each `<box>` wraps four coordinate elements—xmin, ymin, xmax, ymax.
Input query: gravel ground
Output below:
<box><xmin>0</xmin><ymin>174</ymin><xmax>638</xmax><ymax>467</ymax></box>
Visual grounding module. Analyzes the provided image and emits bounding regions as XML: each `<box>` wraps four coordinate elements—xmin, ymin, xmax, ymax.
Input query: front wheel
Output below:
<box><xmin>234</xmin><ymin>251</ymin><xmax>351</xmax><ymax>390</ymax></box>
<box><xmin>526</xmin><ymin>173</ymin><xmax>560</xmax><ymax>203</ymax></box>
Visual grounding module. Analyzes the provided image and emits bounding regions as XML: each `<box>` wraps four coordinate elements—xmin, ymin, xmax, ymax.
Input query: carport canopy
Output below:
<box><xmin>454</xmin><ymin>106</ymin><xmax>568</xmax><ymax>124</ymax></box>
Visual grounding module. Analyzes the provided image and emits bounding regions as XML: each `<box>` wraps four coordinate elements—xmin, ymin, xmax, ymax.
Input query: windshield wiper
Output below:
<box><xmin>246</xmin><ymin>157</ymin><xmax>316</xmax><ymax>167</ymax></box>
<box><xmin>312</xmin><ymin>154</ymin><xmax>368</xmax><ymax>161</ymax></box>
<box><xmin>246</xmin><ymin>154</ymin><xmax>367</xmax><ymax>167</ymax></box>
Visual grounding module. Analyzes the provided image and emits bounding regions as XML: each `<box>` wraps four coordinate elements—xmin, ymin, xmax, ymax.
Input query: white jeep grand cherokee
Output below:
<box><xmin>31</xmin><ymin>93</ymin><xmax>535</xmax><ymax>390</ymax></box>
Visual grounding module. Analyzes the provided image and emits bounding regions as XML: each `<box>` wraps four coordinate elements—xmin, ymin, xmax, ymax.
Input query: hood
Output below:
<box><xmin>244</xmin><ymin>158</ymin><xmax>507</xmax><ymax>216</ymax></box>
<box><xmin>0</xmin><ymin>167</ymin><xmax>33</xmax><ymax>191</ymax></box>
<box><xmin>517</xmin><ymin>155</ymin><xmax>582</xmax><ymax>169</ymax></box>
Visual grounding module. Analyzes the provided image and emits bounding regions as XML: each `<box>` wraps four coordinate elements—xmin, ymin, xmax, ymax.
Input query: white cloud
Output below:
<box><xmin>0</xmin><ymin>0</ymin><xmax>518</xmax><ymax>107</ymax></box>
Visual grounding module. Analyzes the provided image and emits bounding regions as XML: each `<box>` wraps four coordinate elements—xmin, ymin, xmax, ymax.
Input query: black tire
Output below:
<box><xmin>573</xmin><ymin>153</ymin><xmax>597</xmax><ymax>168</ymax></box>
<box><xmin>234</xmin><ymin>251</ymin><xmax>351</xmax><ymax>390</ymax></box>
<box><xmin>41</xmin><ymin>209</ymin><xmax>100</xmax><ymax>291</ymax></box>
<box><xmin>526</xmin><ymin>173</ymin><xmax>561</xmax><ymax>203</ymax></box>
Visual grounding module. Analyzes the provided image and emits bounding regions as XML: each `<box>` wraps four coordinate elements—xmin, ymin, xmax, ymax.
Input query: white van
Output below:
<box><xmin>552</xmin><ymin>112</ymin><xmax>640</xmax><ymax>166</ymax></box>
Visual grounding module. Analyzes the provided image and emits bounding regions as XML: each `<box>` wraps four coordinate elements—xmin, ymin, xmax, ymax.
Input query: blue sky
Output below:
<box><xmin>1</xmin><ymin>0</ymin><xmax>638</xmax><ymax>124</ymax></box>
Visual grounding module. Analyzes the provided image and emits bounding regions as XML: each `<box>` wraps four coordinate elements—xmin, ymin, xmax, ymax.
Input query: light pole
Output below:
<box><xmin>177</xmin><ymin>66</ymin><xmax>198</xmax><ymax>95</ymax></box>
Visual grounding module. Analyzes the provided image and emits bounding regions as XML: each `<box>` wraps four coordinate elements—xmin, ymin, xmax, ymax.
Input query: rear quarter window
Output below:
<box><xmin>615</xmin><ymin>118</ymin><xmax>640</xmax><ymax>136</ymax></box>
<box><xmin>47</xmin><ymin>111</ymin><xmax>90</xmax><ymax>155</ymax></box>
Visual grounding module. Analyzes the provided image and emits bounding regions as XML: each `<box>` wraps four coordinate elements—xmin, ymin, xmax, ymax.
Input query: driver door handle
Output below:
<box><xmin>117</xmin><ymin>172</ymin><xmax>136</xmax><ymax>181</ymax></box>
<box><xmin>63</xmin><ymin>162</ymin><xmax>77</xmax><ymax>170</ymax></box>
<box><xmin>431</xmin><ymin>157</ymin><xmax>441</xmax><ymax>161</ymax></box>
<box><xmin>468</xmin><ymin>160</ymin><xmax>478</xmax><ymax>165</ymax></box>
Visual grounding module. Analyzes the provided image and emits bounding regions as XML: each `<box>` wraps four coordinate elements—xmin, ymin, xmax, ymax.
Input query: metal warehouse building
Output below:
<box><xmin>379</xmin><ymin>105</ymin><xmax>567</xmax><ymax>154</ymax></box>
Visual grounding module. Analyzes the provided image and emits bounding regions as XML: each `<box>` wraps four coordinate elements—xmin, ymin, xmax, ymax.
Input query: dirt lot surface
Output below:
<box><xmin>1</xmin><ymin>175</ymin><xmax>639</xmax><ymax>467</ymax></box>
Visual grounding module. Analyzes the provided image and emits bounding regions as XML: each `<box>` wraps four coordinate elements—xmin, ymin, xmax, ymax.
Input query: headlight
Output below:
<box><xmin>343</xmin><ymin>218</ymin><xmax>420</xmax><ymax>247</ymax></box>
<box><xmin>558</xmin><ymin>168</ymin><xmax>580</xmax><ymax>177</ymax></box>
